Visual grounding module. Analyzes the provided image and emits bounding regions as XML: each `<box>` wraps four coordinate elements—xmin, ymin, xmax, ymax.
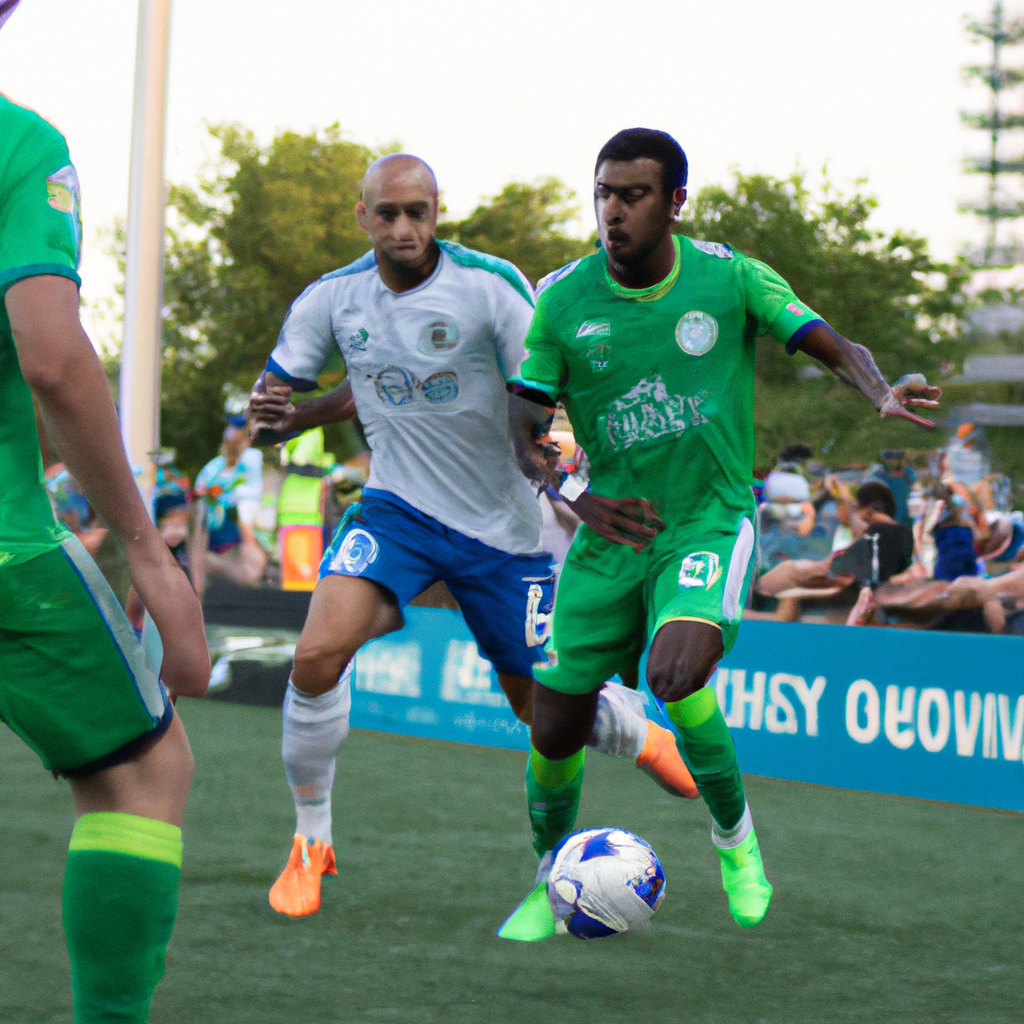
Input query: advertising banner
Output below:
<box><xmin>350</xmin><ymin>609</ymin><xmax>1024</xmax><ymax>812</ymax></box>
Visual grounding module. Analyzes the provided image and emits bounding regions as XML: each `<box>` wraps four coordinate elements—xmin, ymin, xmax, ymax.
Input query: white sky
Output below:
<box><xmin>0</xmin><ymin>0</ymin><xmax>1007</xmax><ymax>346</ymax></box>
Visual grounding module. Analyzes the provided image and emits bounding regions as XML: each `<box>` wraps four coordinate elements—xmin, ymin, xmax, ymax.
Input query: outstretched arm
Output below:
<box><xmin>795</xmin><ymin>323</ymin><xmax>941</xmax><ymax>427</ymax></box>
<box><xmin>249</xmin><ymin>373</ymin><xmax>356</xmax><ymax>445</ymax></box>
<box><xmin>6</xmin><ymin>275</ymin><xmax>210</xmax><ymax>698</ymax></box>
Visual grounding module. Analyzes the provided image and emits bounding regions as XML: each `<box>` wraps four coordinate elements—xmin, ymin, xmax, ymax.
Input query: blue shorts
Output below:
<box><xmin>320</xmin><ymin>489</ymin><xmax>554</xmax><ymax>677</ymax></box>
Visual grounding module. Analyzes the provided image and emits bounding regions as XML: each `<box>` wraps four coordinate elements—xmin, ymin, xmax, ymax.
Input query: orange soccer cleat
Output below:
<box><xmin>269</xmin><ymin>834</ymin><xmax>337</xmax><ymax>917</ymax></box>
<box><xmin>636</xmin><ymin>721</ymin><xmax>699</xmax><ymax>799</ymax></box>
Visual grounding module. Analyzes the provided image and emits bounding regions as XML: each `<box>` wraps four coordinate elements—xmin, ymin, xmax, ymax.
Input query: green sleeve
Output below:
<box><xmin>741</xmin><ymin>255</ymin><xmax>826</xmax><ymax>353</ymax></box>
<box><xmin>508</xmin><ymin>301</ymin><xmax>565</xmax><ymax>401</ymax></box>
<box><xmin>0</xmin><ymin>116</ymin><xmax>82</xmax><ymax>296</ymax></box>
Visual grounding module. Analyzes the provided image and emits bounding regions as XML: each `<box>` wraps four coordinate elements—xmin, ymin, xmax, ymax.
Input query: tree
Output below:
<box><xmin>438</xmin><ymin>178</ymin><xmax>594</xmax><ymax>285</ymax></box>
<box><xmin>677</xmin><ymin>171</ymin><xmax>969</xmax><ymax>468</ymax></box>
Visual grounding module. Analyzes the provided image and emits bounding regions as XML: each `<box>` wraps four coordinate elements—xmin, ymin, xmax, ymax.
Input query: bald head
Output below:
<box><xmin>361</xmin><ymin>154</ymin><xmax>438</xmax><ymax>205</ymax></box>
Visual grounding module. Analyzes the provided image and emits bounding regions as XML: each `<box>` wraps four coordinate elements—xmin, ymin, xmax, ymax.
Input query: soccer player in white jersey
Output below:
<box><xmin>250</xmin><ymin>154</ymin><xmax>697</xmax><ymax>917</ymax></box>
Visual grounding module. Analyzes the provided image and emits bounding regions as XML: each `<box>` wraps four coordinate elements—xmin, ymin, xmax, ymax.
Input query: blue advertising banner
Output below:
<box><xmin>350</xmin><ymin>609</ymin><xmax>1024</xmax><ymax>813</ymax></box>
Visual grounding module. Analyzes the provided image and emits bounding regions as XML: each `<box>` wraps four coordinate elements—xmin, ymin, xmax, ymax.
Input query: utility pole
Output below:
<box><xmin>119</xmin><ymin>0</ymin><xmax>172</xmax><ymax>497</ymax></box>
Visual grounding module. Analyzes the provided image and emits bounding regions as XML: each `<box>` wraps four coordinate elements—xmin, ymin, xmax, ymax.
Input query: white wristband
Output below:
<box><xmin>559</xmin><ymin>473</ymin><xmax>589</xmax><ymax>502</ymax></box>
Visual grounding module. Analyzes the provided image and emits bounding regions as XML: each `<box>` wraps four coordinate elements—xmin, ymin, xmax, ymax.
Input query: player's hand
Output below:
<box><xmin>878</xmin><ymin>373</ymin><xmax>941</xmax><ymax>428</ymax></box>
<box><xmin>567</xmin><ymin>493</ymin><xmax>666</xmax><ymax>551</ymax></box>
<box><xmin>249</xmin><ymin>381</ymin><xmax>295</xmax><ymax>433</ymax></box>
<box><xmin>124</xmin><ymin>537</ymin><xmax>211</xmax><ymax>698</ymax></box>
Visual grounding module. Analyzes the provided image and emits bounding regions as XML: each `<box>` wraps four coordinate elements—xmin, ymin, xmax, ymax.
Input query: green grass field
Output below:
<box><xmin>2</xmin><ymin>699</ymin><xmax>1023</xmax><ymax>1024</ymax></box>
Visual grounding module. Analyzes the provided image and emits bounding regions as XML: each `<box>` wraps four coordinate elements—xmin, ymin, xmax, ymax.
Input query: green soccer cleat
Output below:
<box><xmin>716</xmin><ymin>828</ymin><xmax>773</xmax><ymax>928</ymax></box>
<box><xmin>497</xmin><ymin>881</ymin><xmax>557</xmax><ymax>942</ymax></box>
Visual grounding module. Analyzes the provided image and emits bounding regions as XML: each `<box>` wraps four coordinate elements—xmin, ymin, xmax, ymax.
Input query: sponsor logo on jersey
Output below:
<box><xmin>349</xmin><ymin>328</ymin><xmax>369</xmax><ymax>350</ymax></box>
<box><xmin>524</xmin><ymin>579</ymin><xmax>554</xmax><ymax>648</ymax></box>
<box><xmin>332</xmin><ymin>527</ymin><xmax>380</xmax><ymax>575</ymax></box>
<box><xmin>786</xmin><ymin>302</ymin><xmax>805</xmax><ymax>316</ymax></box>
<box><xmin>576</xmin><ymin>320</ymin><xmax>612</xmax><ymax>338</ymax></box>
<box><xmin>605</xmin><ymin>375</ymin><xmax>709</xmax><ymax>451</ymax></box>
<box><xmin>374</xmin><ymin>366</ymin><xmax>417</xmax><ymax>405</ymax></box>
<box><xmin>675</xmin><ymin>310</ymin><xmax>719</xmax><ymax>356</ymax></box>
<box><xmin>586</xmin><ymin>343</ymin><xmax>611</xmax><ymax>372</ymax></box>
<box><xmin>419</xmin><ymin>319</ymin><xmax>459</xmax><ymax>354</ymax></box>
<box><xmin>678</xmin><ymin>551</ymin><xmax>722</xmax><ymax>590</ymax></box>
<box><xmin>690</xmin><ymin>239</ymin><xmax>733</xmax><ymax>260</ymax></box>
<box><xmin>422</xmin><ymin>370</ymin><xmax>459</xmax><ymax>404</ymax></box>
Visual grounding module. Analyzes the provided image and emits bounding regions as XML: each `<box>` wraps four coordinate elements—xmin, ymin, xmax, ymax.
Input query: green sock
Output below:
<box><xmin>525</xmin><ymin>747</ymin><xmax>585</xmax><ymax>857</ymax></box>
<box><xmin>62</xmin><ymin>812</ymin><xmax>182</xmax><ymax>1024</ymax></box>
<box><xmin>665</xmin><ymin>686</ymin><xmax>746</xmax><ymax>831</ymax></box>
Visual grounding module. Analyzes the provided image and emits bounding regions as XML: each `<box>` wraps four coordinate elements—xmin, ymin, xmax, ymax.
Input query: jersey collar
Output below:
<box><xmin>603</xmin><ymin>235</ymin><xmax>681</xmax><ymax>303</ymax></box>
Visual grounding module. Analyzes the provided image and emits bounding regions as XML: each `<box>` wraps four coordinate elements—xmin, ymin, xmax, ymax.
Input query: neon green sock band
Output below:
<box><xmin>63</xmin><ymin>813</ymin><xmax>182</xmax><ymax>1024</ymax></box>
<box><xmin>525</xmin><ymin>747</ymin><xmax>585</xmax><ymax>857</ymax></box>
<box><xmin>530</xmin><ymin>747</ymin><xmax>584</xmax><ymax>789</ymax></box>
<box><xmin>665</xmin><ymin>687</ymin><xmax>746</xmax><ymax>831</ymax></box>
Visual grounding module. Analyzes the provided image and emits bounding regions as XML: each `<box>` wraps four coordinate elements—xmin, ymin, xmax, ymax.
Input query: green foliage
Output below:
<box><xmin>677</xmin><ymin>172</ymin><xmax>969</xmax><ymax>469</ymax></box>
<box><xmin>438</xmin><ymin>178</ymin><xmax>594</xmax><ymax>285</ymax></box>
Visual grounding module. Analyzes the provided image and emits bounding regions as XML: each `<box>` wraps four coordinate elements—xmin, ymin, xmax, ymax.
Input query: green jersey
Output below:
<box><xmin>513</xmin><ymin>235</ymin><xmax>825</xmax><ymax>522</ymax></box>
<box><xmin>0</xmin><ymin>95</ymin><xmax>82</xmax><ymax>564</ymax></box>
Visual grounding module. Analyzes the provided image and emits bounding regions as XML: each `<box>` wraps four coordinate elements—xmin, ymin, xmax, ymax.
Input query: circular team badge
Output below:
<box><xmin>422</xmin><ymin>370</ymin><xmax>459</xmax><ymax>404</ymax></box>
<box><xmin>675</xmin><ymin>310</ymin><xmax>719</xmax><ymax>356</ymax></box>
<box><xmin>374</xmin><ymin>366</ymin><xmax>417</xmax><ymax>405</ymax></box>
<box><xmin>419</xmin><ymin>319</ymin><xmax>459</xmax><ymax>354</ymax></box>
<box><xmin>333</xmin><ymin>528</ymin><xmax>380</xmax><ymax>575</ymax></box>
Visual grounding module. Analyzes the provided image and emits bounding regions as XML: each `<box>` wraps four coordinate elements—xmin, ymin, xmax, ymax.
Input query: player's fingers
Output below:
<box><xmin>903</xmin><ymin>398</ymin><xmax>940</xmax><ymax>408</ymax></box>
<box><xmin>609</xmin><ymin>513</ymin><xmax>659</xmax><ymax>537</ymax></box>
<box><xmin>592</xmin><ymin>524</ymin><xmax>650</xmax><ymax>550</ymax></box>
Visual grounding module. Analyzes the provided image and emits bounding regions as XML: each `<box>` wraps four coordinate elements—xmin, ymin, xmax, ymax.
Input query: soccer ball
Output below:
<box><xmin>547</xmin><ymin>828</ymin><xmax>665</xmax><ymax>939</ymax></box>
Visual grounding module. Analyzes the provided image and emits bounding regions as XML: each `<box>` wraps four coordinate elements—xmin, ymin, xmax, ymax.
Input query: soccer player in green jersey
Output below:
<box><xmin>499</xmin><ymin>128</ymin><xmax>940</xmax><ymax>940</ymax></box>
<box><xmin>0</xmin><ymin>62</ymin><xmax>210</xmax><ymax>1024</ymax></box>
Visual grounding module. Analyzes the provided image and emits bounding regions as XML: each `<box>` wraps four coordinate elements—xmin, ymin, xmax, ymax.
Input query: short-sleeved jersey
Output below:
<box><xmin>0</xmin><ymin>95</ymin><xmax>82</xmax><ymax>565</ymax></box>
<box><xmin>512</xmin><ymin>235</ymin><xmax>826</xmax><ymax>523</ymax></box>
<box><xmin>266</xmin><ymin>241</ymin><xmax>543</xmax><ymax>554</ymax></box>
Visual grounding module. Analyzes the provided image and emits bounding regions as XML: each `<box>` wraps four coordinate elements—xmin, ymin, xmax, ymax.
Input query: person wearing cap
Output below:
<box><xmin>189</xmin><ymin>409</ymin><xmax>266</xmax><ymax>596</ymax></box>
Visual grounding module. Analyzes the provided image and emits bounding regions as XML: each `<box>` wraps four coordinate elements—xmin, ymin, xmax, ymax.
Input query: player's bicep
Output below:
<box><xmin>266</xmin><ymin>280</ymin><xmax>338</xmax><ymax>392</ymax></box>
<box><xmin>508</xmin><ymin>303</ymin><xmax>564</xmax><ymax>404</ymax></box>
<box><xmin>743</xmin><ymin>257</ymin><xmax>826</xmax><ymax>354</ymax></box>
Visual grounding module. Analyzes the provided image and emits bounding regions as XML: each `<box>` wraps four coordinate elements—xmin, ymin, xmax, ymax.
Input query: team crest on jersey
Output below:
<box><xmin>676</xmin><ymin>310</ymin><xmax>719</xmax><ymax>356</ymax></box>
<box><xmin>678</xmin><ymin>551</ymin><xmax>722</xmax><ymax>590</ymax></box>
<box><xmin>45</xmin><ymin>165</ymin><xmax>82</xmax><ymax>267</ymax></box>
<box><xmin>422</xmin><ymin>370</ymin><xmax>459</xmax><ymax>404</ymax></box>
<box><xmin>586</xmin><ymin>344</ymin><xmax>611</xmax><ymax>372</ymax></box>
<box><xmin>332</xmin><ymin>528</ymin><xmax>380</xmax><ymax>575</ymax></box>
<box><xmin>419</xmin><ymin>319</ymin><xmax>459</xmax><ymax>354</ymax></box>
<box><xmin>349</xmin><ymin>328</ymin><xmax>369</xmax><ymax>350</ymax></box>
<box><xmin>576</xmin><ymin>320</ymin><xmax>611</xmax><ymax>339</ymax></box>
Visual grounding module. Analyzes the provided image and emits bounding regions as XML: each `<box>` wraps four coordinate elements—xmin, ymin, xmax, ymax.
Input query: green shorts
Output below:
<box><xmin>0</xmin><ymin>536</ymin><xmax>171</xmax><ymax>775</ymax></box>
<box><xmin>535</xmin><ymin>511</ymin><xmax>756</xmax><ymax>695</ymax></box>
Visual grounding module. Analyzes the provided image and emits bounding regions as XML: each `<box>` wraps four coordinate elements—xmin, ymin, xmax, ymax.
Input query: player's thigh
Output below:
<box><xmin>0</xmin><ymin>539</ymin><xmax>172</xmax><ymax>777</ymax></box>
<box><xmin>68</xmin><ymin>710</ymin><xmax>194</xmax><ymax>827</ymax></box>
<box><xmin>445</xmin><ymin>547</ymin><xmax>555</xmax><ymax>680</ymax></box>
<box><xmin>496</xmin><ymin>673</ymin><xmax>534</xmax><ymax>724</ymax></box>
<box><xmin>648</xmin><ymin>513</ymin><xmax>757</xmax><ymax>663</ymax></box>
<box><xmin>538</xmin><ymin>530</ymin><xmax>648</xmax><ymax>695</ymax></box>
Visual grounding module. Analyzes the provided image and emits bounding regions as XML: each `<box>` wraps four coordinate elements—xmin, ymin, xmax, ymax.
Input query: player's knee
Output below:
<box><xmin>292</xmin><ymin>638</ymin><xmax>355</xmax><ymax>696</ymax></box>
<box><xmin>530</xmin><ymin>683</ymin><xmax>598</xmax><ymax>761</ymax></box>
<box><xmin>647</xmin><ymin>620</ymin><xmax>724</xmax><ymax>704</ymax></box>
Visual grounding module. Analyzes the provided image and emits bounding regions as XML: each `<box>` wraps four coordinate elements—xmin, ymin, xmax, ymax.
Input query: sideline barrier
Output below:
<box><xmin>351</xmin><ymin>609</ymin><xmax>1024</xmax><ymax>813</ymax></box>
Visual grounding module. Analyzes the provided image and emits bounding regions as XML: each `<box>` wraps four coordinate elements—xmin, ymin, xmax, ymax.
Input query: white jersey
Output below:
<box><xmin>267</xmin><ymin>241</ymin><xmax>543</xmax><ymax>554</ymax></box>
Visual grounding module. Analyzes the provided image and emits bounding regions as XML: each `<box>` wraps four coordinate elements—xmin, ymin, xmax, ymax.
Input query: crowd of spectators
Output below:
<box><xmin>749</xmin><ymin>429</ymin><xmax>1024</xmax><ymax>636</ymax></box>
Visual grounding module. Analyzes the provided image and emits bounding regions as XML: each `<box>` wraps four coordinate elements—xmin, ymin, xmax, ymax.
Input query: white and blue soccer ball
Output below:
<box><xmin>547</xmin><ymin>828</ymin><xmax>666</xmax><ymax>939</ymax></box>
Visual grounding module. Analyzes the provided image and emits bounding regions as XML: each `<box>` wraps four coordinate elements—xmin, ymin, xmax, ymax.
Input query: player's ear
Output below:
<box><xmin>672</xmin><ymin>187</ymin><xmax>687</xmax><ymax>220</ymax></box>
<box><xmin>355</xmin><ymin>201</ymin><xmax>369</xmax><ymax>231</ymax></box>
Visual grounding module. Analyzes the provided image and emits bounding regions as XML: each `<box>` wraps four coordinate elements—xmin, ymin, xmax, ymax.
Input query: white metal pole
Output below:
<box><xmin>120</xmin><ymin>0</ymin><xmax>172</xmax><ymax>496</ymax></box>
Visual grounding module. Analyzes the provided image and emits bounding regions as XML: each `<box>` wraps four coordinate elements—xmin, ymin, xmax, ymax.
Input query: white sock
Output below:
<box><xmin>711</xmin><ymin>802</ymin><xmax>753</xmax><ymax>850</ymax></box>
<box><xmin>588</xmin><ymin>681</ymin><xmax>649</xmax><ymax>760</ymax></box>
<box><xmin>281</xmin><ymin>663</ymin><xmax>352</xmax><ymax>846</ymax></box>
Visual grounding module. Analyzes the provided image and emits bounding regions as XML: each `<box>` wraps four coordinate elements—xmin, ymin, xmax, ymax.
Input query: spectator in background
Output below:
<box><xmin>931</xmin><ymin>482</ymin><xmax>982</xmax><ymax>582</ymax></box>
<box><xmin>189</xmin><ymin>416</ymin><xmax>267</xmax><ymax>596</ymax></box>
<box><xmin>869</xmin><ymin>450</ymin><xmax>915</xmax><ymax>526</ymax></box>
<box><xmin>831</xmin><ymin>480</ymin><xmax>914</xmax><ymax>588</ymax></box>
